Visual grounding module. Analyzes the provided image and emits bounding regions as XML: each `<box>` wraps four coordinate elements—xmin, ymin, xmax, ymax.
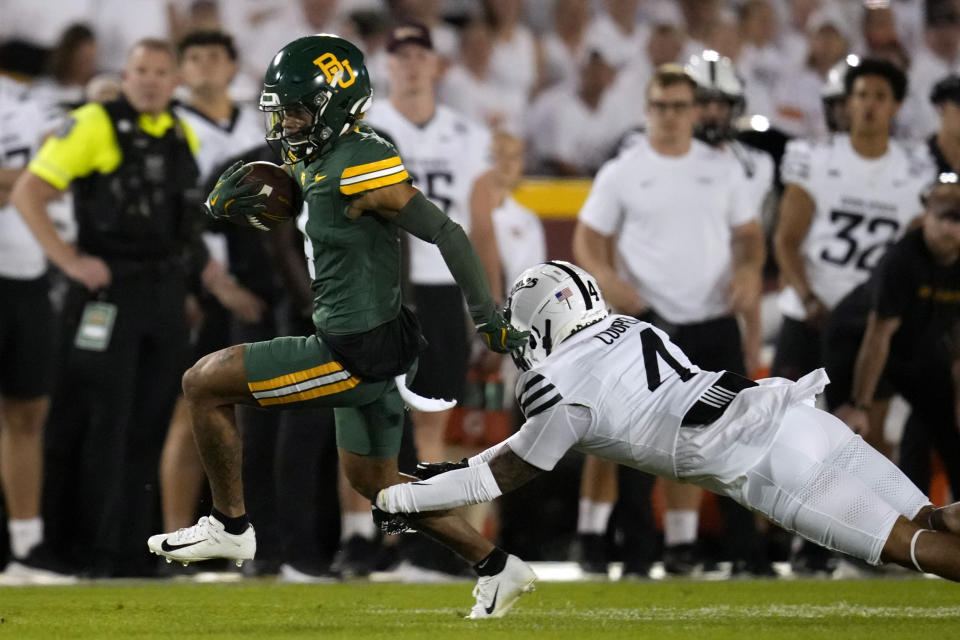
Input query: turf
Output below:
<box><xmin>1</xmin><ymin>578</ymin><xmax>958</xmax><ymax>639</ymax></box>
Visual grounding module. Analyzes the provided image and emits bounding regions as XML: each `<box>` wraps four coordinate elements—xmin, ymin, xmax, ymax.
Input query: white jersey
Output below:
<box><xmin>510</xmin><ymin>315</ymin><xmax>719</xmax><ymax>478</ymax></box>
<box><xmin>525</xmin><ymin>83</ymin><xmax>640</xmax><ymax>176</ymax></box>
<box><xmin>507</xmin><ymin>313</ymin><xmax>830</xmax><ymax>484</ymax></box>
<box><xmin>0</xmin><ymin>78</ymin><xmax>63</xmax><ymax>279</ymax></box>
<box><xmin>578</xmin><ymin>136</ymin><xmax>755</xmax><ymax>324</ymax></box>
<box><xmin>729</xmin><ymin>140</ymin><xmax>775</xmax><ymax>222</ymax></box>
<box><xmin>172</xmin><ymin>103</ymin><xmax>264</xmax><ymax>186</ymax></box>
<box><xmin>778</xmin><ymin>134</ymin><xmax>934</xmax><ymax>318</ymax></box>
<box><xmin>365</xmin><ymin>102</ymin><xmax>491</xmax><ymax>285</ymax></box>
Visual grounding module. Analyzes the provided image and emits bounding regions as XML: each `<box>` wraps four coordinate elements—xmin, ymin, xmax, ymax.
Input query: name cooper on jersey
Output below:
<box><xmin>593</xmin><ymin>316</ymin><xmax>641</xmax><ymax>345</ymax></box>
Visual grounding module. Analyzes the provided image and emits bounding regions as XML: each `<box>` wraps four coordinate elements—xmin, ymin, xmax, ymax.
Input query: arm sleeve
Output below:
<box><xmin>576</xmin><ymin>159</ymin><xmax>622</xmax><ymax>235</ymax></box>
<box><xmin>27</xmin><ymin>103</ymin><xmax>117</xmax><ymax>190</ymax></box>
<box><xmin>467</xmin><ymin>439</ymin><xmax>512</xmax><ymax>466</ymax></box>
<box><xmin>393</xmin><ymin>191</ymin><xmax>497</xmax><ymax>326</ymax></box>
<box><xmin>377</xmin><ymin>462</ymin><xmax>503</xmax><ymax>513</ymax></box>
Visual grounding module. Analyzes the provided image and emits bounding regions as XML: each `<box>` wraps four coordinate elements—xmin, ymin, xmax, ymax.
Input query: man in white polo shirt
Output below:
<box><xmin>573</xmin><ymin>63</ymin><xmax>765</xmax><ymax>577</ymax></box>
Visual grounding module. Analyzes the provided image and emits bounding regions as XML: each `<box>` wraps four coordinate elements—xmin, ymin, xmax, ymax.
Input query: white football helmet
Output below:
<box><xmin>685</xmin><ymin>50</ymin><xmax>745</xmax><ymax>101</ymax></box>
<box><xmin>821</xmin><ymin>54</ymin><xmax>860</xmax><ymax>100</ymax></box>
<box><xmin>505</xmin><ymin>261</ymin><xmax>608</xmax><ymax>370</ymax></box>
<box><xmin>821</xmin><ymin>54</ymin><xmax>859</xmax><ymax>133</ymax></box>
<box><xmin>685</xmin><ymin>50</ymin><xmax>745</xmax><ymax>144</ymax></box>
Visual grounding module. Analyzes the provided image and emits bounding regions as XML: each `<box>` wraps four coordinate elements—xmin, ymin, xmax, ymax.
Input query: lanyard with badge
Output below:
<box><xmin>74</xmin><ymin>292</ymin><xmax>117</xmax><ymax>352</ymax></box>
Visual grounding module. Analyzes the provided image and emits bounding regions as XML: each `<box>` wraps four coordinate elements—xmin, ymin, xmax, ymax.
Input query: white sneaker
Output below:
<box><xmin>147</xmin><ymin>516</ymin><xmax>256</xmax><ymax>567</ymax></box>
<box><xmin>467</xmin><ymin>554</ymin><xmax>537</xmax><ymax>619</ymax></box>
<box><xmin>0</xmin><ymin>560</ymin><xmax>78</xmax><ymax>586</ymax></box>
<box><xmin>278</xmin><ymin>563</ymin><xmax>340</xmax><ymax>584</ymax></box>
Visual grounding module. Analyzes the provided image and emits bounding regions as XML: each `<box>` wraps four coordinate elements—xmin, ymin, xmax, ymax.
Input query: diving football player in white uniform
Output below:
<box><xmin>377</xmin><ymin>261</ymin><xmax>960</xmax><ymax>582</ymax></box>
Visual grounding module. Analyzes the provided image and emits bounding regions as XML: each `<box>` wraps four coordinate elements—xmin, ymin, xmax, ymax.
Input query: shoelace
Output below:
<box><xmin>170</xmin><ymin>517</ymin><xmax>221</xmax><ymax>545</ymax></box>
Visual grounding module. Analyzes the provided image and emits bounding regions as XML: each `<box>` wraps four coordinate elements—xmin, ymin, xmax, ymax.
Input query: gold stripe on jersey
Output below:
<box><xmin>248</xmin><ymin>361</ymin><xmax>345</xmax><ymax>392</ymax></box>
<box><xmin>341</xmin><ymin>156</ymin><xmax>402</xmax><ymax>179</ymax></box>
<box><xmin>340</xmin><ymin>169</ymin><xmax>410</xmax><ymax>195</ymax></box>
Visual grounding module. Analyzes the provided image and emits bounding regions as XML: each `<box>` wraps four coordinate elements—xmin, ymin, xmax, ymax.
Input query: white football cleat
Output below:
<box><xmin>467</xmin><ymin>554</ymin><xmax>537</xmax><ymax>619</ymax></box>
<box><xmin>0</xmin><ymin>561</ymin><xmax>77</xmax><ymax>586</ymax></box>
<box><xmin>147</xmin><ymin>516</ymin><xmax>256</xmax><ymax>567</ymax></box>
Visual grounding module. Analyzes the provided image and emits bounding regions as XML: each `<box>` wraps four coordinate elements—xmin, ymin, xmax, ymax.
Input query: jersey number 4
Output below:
<box><xmin>821</xmin><ymin>210</ymin><xmax>900</xmax><ymax>271</ymax></box>
<box><xmin>641</xmin><ymin>328</ymin><xmax>694</xmax><ymax>391</ymax></box>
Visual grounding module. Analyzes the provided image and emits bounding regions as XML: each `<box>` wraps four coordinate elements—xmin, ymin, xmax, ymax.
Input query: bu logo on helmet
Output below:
<box><xmin>312</xmin><ymin>53</ymin><xmax>356</xmax><ymax>88</ymax></box>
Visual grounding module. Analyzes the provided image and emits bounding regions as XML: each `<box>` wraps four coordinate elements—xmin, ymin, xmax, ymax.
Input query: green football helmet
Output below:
<box><xmin>260</xmin><ymin>34</ymin><xmax>372</xmax><ymax>163</ymax></box>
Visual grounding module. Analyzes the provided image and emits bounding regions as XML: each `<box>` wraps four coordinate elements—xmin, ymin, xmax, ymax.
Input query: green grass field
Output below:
<box><xmin>1</xmin><ymin>578</ymin><xmax>958</xmax><ymax>639</ymax></box>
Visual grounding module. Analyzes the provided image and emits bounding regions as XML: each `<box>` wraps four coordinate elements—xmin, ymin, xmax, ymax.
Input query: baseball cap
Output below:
<box><xmin>931</xmin><ymin>74</ymin><xmax>960</xmax><ymax>104</ymax></box>
<box><xmin>386</xmin><ymin>22</ymin><xmax>433</xmax><ymax>53</ymax></box>
<box><xmin>807</xmin><ymin>5</ymin><xmax>853</xmax><ymax>43</ymax></box>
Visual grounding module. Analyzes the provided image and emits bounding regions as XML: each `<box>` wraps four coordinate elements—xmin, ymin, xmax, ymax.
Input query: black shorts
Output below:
<box><xmin>0</xmin><ymin>275</ymin><xmax>56</xmax><ymax>398</ymax></box>
<box><xmin>771</xmin><ymin>316</ymin><xmax>823</xmax><ymax>381</ymax></box>
<box><xmin>409</xmin><ymin>284</ymin><xmax>469</xmax><ymax>401</ymax></box>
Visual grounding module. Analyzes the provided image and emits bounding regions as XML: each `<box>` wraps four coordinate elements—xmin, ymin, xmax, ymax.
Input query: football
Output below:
<box><xmin>237</xmin><ymin>161</ymin><xmax>303</xmax><ymax>231</ymax></box>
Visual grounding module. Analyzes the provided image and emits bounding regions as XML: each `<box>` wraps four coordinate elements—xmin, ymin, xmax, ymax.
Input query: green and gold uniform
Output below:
<box><xmin>244</xmin><ymin>123</ymin><xmax>424</xmax><ymax>457</ymax></box>
<box><xmin>226</xmin><ymin>34</ymin><xmax>519</xmax><ymax>458</ymax></box>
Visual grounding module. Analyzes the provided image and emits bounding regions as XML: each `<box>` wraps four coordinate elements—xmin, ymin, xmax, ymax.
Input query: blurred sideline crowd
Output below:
<box><xmin>1</xmin><ymin>0</ymin><xmax>960</xmax><ymax>584</ymax></box>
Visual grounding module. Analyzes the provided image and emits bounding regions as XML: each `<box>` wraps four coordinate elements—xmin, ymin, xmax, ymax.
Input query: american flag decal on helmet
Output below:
<box><xmin>555</xmin><ymin>287</ymin><xmax>573</xmax><ymax>302</ymax></box>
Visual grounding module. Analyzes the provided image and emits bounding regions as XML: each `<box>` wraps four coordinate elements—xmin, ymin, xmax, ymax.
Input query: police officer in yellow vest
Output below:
<box><xmin>11</xmin><ymin>39</ymin><xmax>222</xmax><ymax>576</ymax></box>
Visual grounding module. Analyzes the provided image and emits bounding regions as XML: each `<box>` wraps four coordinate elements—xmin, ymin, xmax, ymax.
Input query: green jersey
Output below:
<box><xmin>292</xmin><ymin>122</ymin><xmax>411</xmax><ymax>335</ymax></box>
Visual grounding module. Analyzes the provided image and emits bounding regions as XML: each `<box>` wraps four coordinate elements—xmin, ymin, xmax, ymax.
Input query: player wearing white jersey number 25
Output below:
<box><xmin>376</xmin><ymin>261</ymin><xmax>960</xmax><ymax>587</ymax></box>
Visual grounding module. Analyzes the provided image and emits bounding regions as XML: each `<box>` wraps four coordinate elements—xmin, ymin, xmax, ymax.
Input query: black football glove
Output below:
<box><xmin>477</xmin><ymin>312</ymin><xmax>529</xmax><ymax>354</ymax></box>
<box><xmin>203</xmin><ymin>160</ymin><xmax>269</xmax><ymax>222</ymax></box>
<box><xmin>371</xmin><ymin>504</ymin><xmax>416</xmax><ymax>535</ymax></box>
<box><xmin>413</xmin><ymin>459</ymin><xmax>469</xmax><ymax>480</ymax></box>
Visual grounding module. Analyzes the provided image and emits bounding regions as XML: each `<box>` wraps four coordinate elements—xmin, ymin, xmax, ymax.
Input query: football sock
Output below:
<box><xmin>577</xmin><ymin>499</ymin><xmax>613</xmax><ymax>535</ymax></box>
<box><xmin>664</xmin><ymin>510</ymin><xmax>698</xmax><ymax>547</ymax></box>
<box><xmin>474</xmin><ymin>547</ymin><xmax>508</xmax><ymax>576</ymax></box>
<box><xmin>8</xmin><ymin>517</ymin><xmax>43</xmax><ymax>560</ymax></box>
<box><xmin>211</xmin><ymin>508</ymin><xmax>249</xmax><ymax>535</ymax></box>
<box><xmin>342</xmin><ymin>512</ymin><xmax>376</xmax><ymax>541</ymax></box>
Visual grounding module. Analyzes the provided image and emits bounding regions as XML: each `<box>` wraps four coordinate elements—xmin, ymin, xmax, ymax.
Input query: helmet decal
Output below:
<box><xmin>546</xmin><ymin>261</ymin><xmax>593</xmax><ymax>311</ymax></box>
<box><xmin>506</xmin><ymin>261</ymin><xmax>609</xmax><ymax>369</ymax></box>
<box><xmin>313</xmin><ymin>52</ymin><xmax>356</xmax><ymax>88</ymax></box>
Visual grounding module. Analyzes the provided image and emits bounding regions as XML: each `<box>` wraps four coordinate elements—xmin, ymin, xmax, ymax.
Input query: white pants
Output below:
<box><xmin>690</xmin><ymin>403</ymin><xmax>930</xmax><ymax>565</ymax></box>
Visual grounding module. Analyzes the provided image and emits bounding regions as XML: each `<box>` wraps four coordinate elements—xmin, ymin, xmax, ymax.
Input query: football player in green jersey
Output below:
<box><xmin>147</xmin><ymin>35</ymin><xmax>536</xmax><ymax>618</ymax></box>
